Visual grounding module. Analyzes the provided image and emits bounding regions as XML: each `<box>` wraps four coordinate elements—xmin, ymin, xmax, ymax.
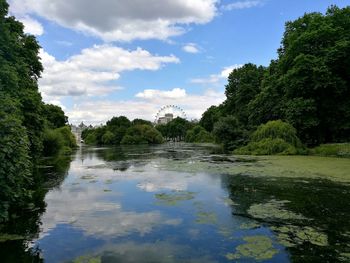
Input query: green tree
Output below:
<box><xmin>0</xmin><ymin>0</ymin><xmax>44</xmax><ymax>156</ymax></box>
<box><xmin>250</xmin><ymin>6</ymin><xmax>350</xmax><ymax>145</ymax></box>
<box><xmin>121</xmin><ymin>124</ymin><xmax>163</xmax><ymax>145</ymax></box>
<box><xmin>0</xmin><ymin>93</ymin><xmax>31</xmax><ymax>222</ymax></box>
<box><xmin>225</xmin><ymin>63</ymin><xmax>266</xmax><ymax>126</ymax></box>
<box><xmin>199</xmin><ymin>105</ymin><xmax>224</xmax><ymax>132</ymax></box>
<box><xmin>213</xmin><ymin>116</ymin><xmax>246</xmax><ymax>150</ymax></box>
<box><xmin>43</xmin><ymin>104</ymin><xmax>68</xmax><ymax>129</ymax></box>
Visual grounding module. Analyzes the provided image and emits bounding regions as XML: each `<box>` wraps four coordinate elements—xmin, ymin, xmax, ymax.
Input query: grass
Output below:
<box><xmin>309</xmin><ymin>143</ymin><xmax>350</xmax><ymax>158</ymax></box>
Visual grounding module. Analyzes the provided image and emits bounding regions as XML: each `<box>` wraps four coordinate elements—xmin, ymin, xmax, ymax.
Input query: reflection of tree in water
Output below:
<box><xmin>221</xmin><ymin>174</ymin><xmax>350</xmax><ymax>262</ymax></box>
<box><xmin>0</xmin><ymin>155</ymin><xmax>72</xmax><ymax>262</ymax></box>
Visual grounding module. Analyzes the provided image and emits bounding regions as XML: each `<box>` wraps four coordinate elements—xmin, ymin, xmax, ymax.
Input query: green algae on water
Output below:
<box><xmin>248</xmin><ymin>199</ymin><xmax>307</xmax><ymax>221</ymax></box>
<box><xmin>159</xmin><ymin>155</ymin><xmax>350</xmax><ymax>183</ymax></box>
<box><xmin>72</xmin><ymin>255</ymin><xmax>101</xmax><ymax>263</ymax></box>
<box><xmin>226</xmin><ymin>235</ymin><xmax>278</xmax><ymax>261</ymax></box>
<box><xmin>195</xmin><ymin>211</ymin><xmax>217</xmax><ymax>224</ymax></box>
<box><xmin>240</xmin><ymin>222</ymin><xmax>260</xmax><ymax>230</ymax></box>
<box><xmin>155</xmin><ymin>191</ymin><xmax>195</xmax><ymax>206</ymax></box>
<box><xmin>271</xmin><ymin>225</ymin><xmax>328</xmax><ymax>247</ymax></box>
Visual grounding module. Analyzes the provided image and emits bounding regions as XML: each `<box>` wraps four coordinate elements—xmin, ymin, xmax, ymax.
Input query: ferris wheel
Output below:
<box><xmin>154</xmin><ymin>105</ymin><xmax>187</xmax><ymax>124</ymax></box>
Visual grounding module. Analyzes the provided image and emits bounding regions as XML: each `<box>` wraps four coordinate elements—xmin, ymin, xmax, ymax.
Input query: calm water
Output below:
<box><xmin>1</xmin><ymin>144</ymin><xmax>349</xmax><ymax>262</ymax></box>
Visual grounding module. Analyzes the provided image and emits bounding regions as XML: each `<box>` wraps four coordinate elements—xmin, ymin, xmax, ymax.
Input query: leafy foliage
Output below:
<box><xmin>156</xmin><ymin>117</ymin><xmax>193</xmax><ymax>141</ymax></box>
<box><xmin>213</xmin><ymin>116</ymin><xmax>246</xmax><ymax>150</ymax></box>
<box><xmin>121</xmin><ymin>124</ymin><xmax>164</xmax><ymax>145</ymax></box>
<box><xmin>42</xmin><ymin>104</ymin><xmax>68</xmax><ymax>129</ymax></box>
<box><xmin>82</xmin><ymin>117</ymin><xmax>164</xmax><ymax>145</ymax></box>
<box><xmin>185</xmin><ymin>125</ymin><xmax>214</xmax><ymax>143</ymax></box>
<box><xmin>225</xmin><ymin>63</ymin><xmax>266</xmax><ymax>126</ymax></box>
<box><xmin>42</xmin><ymin>126</ymin><xmax>77</xmax><ymax>156</ymax></box>
<box><xmin>0</xmin><ymin>94</ymin><xmax>31</xmax><ymax>222</ymax></box>
<box><xmin>0</xmin><ymin>1</ymin><xmax>75</xmax><ymax>222</ymax></box>
<box><xmin>201</xmin><ymin>5</ymin><xmax>350</xmax><ymax>150</ymax></box>
<box><xmin>235</xmin><ymin>120</ymin><xmax>304</xmax><ymax>155</ymax></box>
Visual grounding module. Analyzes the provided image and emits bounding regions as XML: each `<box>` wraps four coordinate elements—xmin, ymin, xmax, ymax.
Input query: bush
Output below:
<box><xmin>234</xmin><ymin>138</ymin><xmax>298</xmax><ymax>155</ymax></box>
<box><xmin>251</xmin><ymin>120</ymin><xmax>302</xmax><ymax>148</ymax></box>
<box><xmin>42</xmin><ymin>126</ymin><xmax>77</xmax><ymax>156</ymax></box>
<box><xmin>234</xmin><ymin>120</ymin><xmax>304</xmax><ymax>155</ymax></box>
<box><xmin>42</xmin><ymin>129</ymin><xmax>64</xmax><ymax>156</ymax></box>
<box><xmin>56</xmin><ymin>126</ymin><xmax>77</xmax><ymax>148</ymax></box>
<box><xmin>185</xmin><ymin>125</ymin><xmax>214</xmax><ymax>143</ymax></box>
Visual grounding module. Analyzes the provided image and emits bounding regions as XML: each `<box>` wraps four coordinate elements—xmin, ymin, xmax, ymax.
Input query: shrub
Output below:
<box><xmin>42</xmin><ymin>129</ymin><xmax>64</xmax><ymax>156</ymax></box>
<box><xmin>251</xmin><ymin>120</ymin><xmax>302</xmax><ymax>148</ymax></box>
<box><xmin>185</xmin><ymin>125</ymin><xmax>214</xmax><ymax>143</ymax></box>
<box><xmin>234</xmin><ymin>138</ymin><xmax>298</xmax><ymax>155</ymax></box>
<box><xmin>42</xmin><ymin>126</ymin><xmax>77</xmax><ymax>156</ymax></box>
<box><xmin>56</xmin><ymin>126</ymin><xmax>77</xmax><ymax>148</ymax></box>
<box><xmin>235</xmin><ymin>120</ymin><xmax>304</xmax><ymax>155</ymax></box>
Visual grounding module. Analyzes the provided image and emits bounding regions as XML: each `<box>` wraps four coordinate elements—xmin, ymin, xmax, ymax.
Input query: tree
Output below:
<box><xmin>225</xmin><ymin>63</ymin><xmax>266</xmax><ymax>126</ymax></box>
<box><xmin>213</xmin><ymin>116</ymin><xmax>246</xmax><ymax>150</ymax></box>
<box><xmin>43</xmin><ymin>104</ymin><xmax>68</xmax><ymax>129</ymax></box>
<box><xmin>0</xmin><ymin>0</ymin><xmax>44</xmax><ymax>156</ymax></box>
<box><xmin>121</xmin><ymin>124</ymin><xmax>163</xmax><ymax>145</ymax></box>
<box><xmin>199</xmin><ymin>105</ymin><xmax>224</xmax><ymax>132</ymax></box>
<box><xmin>0</xmin><ymin>93</ymin><xmax>31</xmax><ymax>222</ymax></box>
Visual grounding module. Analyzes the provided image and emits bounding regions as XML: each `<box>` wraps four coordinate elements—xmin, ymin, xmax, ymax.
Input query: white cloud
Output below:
<box><xmin>9</xmin><ymin>0</ymin><xmax>219</xmax><ymax>41</ymax></box>
<box><xmin>39</xmin><ymin>45</ymin><xmax>179</xmax><ymax>100</ymax></box>
<box><xmin>182</xmin><ymin>43</ymin><xmax>200</xmax><ymax>53</ymax></box>
<box><xmin>16</xmin><ymin>15</ymin><xmax>44</xmax><ymax>36</ymax></box>
<box><xmin>136</xmin><ymin>88</ymin><xmax>186</xmax><ymax>99</ymax></box>
<box><xmin>191</xmin><ymin>64</ymin><xmax>242</xmax><ymax>84</ymax></box>
<box><xmin>66</xmin><ymin>88</ymin><xmax>224</xmax><ymax>125</ymax></box>
<box><xmin>222</xmin><ymin>1</ymin><xmax>262</xmax><ymax>11</ymax></box>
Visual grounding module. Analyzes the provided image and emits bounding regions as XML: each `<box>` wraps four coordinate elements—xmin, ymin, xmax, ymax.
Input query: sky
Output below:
<box><xmin>8</xmin><ymin>0</ymin><xmax>350</xmax><ymax>125</ymax></box>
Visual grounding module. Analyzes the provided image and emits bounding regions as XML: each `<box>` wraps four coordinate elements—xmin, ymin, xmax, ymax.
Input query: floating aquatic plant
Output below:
<box><xmin>155</xmin><ymin>191</ymin><xmax>195</xmax><ymax>206</ymax></box>
<box><xmin>248</xmin><ymin>199</ymin><xmax>307</xmax><ymax>221</ymax></box>
<box><xmin>226</xmin><ymin>235</ymin><xmax>278</xmax><ymax>261</ymax></box>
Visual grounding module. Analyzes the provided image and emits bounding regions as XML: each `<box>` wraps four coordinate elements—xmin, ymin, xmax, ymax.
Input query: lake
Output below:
<box><xmin>1</xmin><ymin>143</ymin><xmax>349</xmax><ymax>262</ymax></box>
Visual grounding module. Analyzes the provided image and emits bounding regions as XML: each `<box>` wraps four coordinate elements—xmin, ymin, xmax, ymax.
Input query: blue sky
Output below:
<box><xmin>8</xmin><ymin>0</ymin><xmax>350</xmax><ymax>124</ymax></box>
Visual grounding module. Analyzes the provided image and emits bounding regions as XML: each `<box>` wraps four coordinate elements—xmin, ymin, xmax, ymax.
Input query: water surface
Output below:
<box><xmin>1</xmin><ymin>144</ymin><xmax>349</xmax><ymax>262</ymax></box>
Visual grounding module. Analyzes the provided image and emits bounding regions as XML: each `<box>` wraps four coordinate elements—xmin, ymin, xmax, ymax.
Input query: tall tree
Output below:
<box><xmin>0</xmin><ymin>0</ymin><xmax>44</xmax><ymax>156</ymax></box>
<box><xmin>225</xmin><ymin>63</ymin><xmax>266</xmax><ymax>126</ymax></box>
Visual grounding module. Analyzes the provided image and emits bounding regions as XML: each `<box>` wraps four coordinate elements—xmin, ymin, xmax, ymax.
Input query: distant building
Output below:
<box><xmin>157</xmin><ymin>113</ymin><xmax>173</xmax><ymax>124</ymax></box>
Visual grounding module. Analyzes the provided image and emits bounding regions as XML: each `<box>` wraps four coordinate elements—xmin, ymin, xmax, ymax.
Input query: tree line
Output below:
<box><xmin>199</xmin><ymin>5</ymin><xmax>350</xmax><ymax>153</ymax></box>
<box><xmin>0</xmin><ymin>0</ymin><xmax>76</xmax><ymax>223</ymax></box>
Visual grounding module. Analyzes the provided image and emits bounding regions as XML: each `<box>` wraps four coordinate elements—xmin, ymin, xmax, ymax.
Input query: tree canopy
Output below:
<box><xmin>201</xmin><ymin>5</ymin><xmax>350</xmax><ymax>147</ymax></box>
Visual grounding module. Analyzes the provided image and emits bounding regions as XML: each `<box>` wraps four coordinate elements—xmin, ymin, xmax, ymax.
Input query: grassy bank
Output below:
<box><xmin>308</xmin><ymin>143</ymin><xmax>350</xmax><ymax>158</ymax></box>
